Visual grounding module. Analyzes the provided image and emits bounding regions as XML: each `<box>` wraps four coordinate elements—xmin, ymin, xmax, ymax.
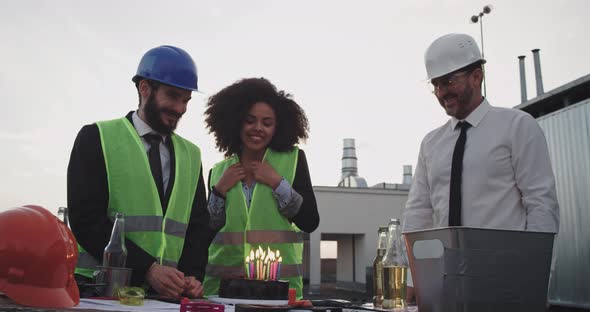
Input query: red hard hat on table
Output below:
<box><xmin>0</xmin><ymin>205</ymin><xmax>80</xmax><ymax>308</ymax></box>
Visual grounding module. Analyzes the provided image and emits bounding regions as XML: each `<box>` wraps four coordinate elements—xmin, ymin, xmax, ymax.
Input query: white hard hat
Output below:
<box><xmin>424</xmin><ymin>33</ymin><xmax>486</xmax><ymax>80</ymax></box>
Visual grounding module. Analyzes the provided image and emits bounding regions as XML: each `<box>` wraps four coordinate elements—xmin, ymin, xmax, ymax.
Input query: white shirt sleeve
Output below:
<box><xmin>511</xmin><ymin>114</ymin><xmax>560</xmax><ymax>233</ymax></box>
<box><xmin>403</xmin><ymin>140</ymin><xmax>434</xmax><ymax>232</ymax></box>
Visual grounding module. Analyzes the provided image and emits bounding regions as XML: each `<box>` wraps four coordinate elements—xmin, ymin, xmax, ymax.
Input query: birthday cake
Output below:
<box><xmin>219</xmin><ymin>278</ymin><xmax>289</xmax><ymax>300</ymax></box>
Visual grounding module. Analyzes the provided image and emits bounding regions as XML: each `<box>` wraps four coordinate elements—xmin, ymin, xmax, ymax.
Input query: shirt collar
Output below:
<box><xmin>132</xmin><ymin>111</ymin><xmax>167</xmax><ymax>141</ymax></box>
<box><xmin>450</xmin><ymin>98</ymin><xmax>491</xmax><ymax>130</ymax></box>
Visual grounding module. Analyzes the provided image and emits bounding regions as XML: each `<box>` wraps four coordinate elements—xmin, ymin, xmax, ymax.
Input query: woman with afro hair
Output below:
<box><xmin>202</xmin><ymin>78</ymin><xmax>319</xmax><ymax>299</ymax></box>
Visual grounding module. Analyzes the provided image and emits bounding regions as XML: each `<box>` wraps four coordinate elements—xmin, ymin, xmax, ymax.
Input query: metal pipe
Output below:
<box><xmin>341</xmin><ymin>138</ymin><xmax>359</xmax><ymax>180</ymax></box>
<box><xmin>532</xmin><ymin>49</ymin><xmax>544</xmax><ymax>96</ymax></box>
<box><xmin>480</xmin><ymin>13</ymin><xmax>487</xmax><ymax>97</ymax></box>
<box><xmin>518</xmin><ymin>55</ymin><xmax>528</xmax><ymax>103</ymax></box>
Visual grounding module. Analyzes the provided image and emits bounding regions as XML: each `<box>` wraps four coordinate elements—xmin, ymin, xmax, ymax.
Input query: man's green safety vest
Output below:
<box><xmin>202</xmin><ymin>148</ymin><xmax>304</xmax><ymax>299</ymax></box>
<box><xmin>75</xmin><ymin>117</ymin><xmax>201</xmax><ymax>280</ymax></box>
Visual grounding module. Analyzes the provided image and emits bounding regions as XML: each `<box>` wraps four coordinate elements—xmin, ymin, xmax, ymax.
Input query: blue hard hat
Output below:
<box><xmin>132</xmin><ymin>45</ymin><xmax>198</xmax><ymax>91</ymax></box>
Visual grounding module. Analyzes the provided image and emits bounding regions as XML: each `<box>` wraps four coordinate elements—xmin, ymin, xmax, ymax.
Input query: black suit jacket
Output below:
<box><xmin>67</xmin><ymin>111</ymin><xmax>215</xmax><ymax>286</ymax></box>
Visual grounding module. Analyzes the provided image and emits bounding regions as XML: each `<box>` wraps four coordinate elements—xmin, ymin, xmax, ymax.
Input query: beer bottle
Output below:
<box><xmin>103</xmin><ymin>212</ymin><xmax>127</xmax><ymax>267</ymax></box>
<box><xmin>372</xmin><ymin>226</ymin><xmax>388</xmax><ymax>308</ymax></box>
<box><xmin>57</xmin><ymin>207</ymin><xmax>69</xmax><ymax>228</ymax></box>
<box><xmin>382</xmin><ymin>218</ymin><xmax>408</xmax><ymax>309</ymax></box>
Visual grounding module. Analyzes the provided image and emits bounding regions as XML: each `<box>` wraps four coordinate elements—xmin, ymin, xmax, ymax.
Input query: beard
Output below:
<box><xmin>440</xmin><ymin>83</ymin><xmax>474</xmax><ymax>119</ymax></box>
<box><xmin>144</xmin><ymin>92</ymin><xmax>182</xmax><ymax>135</ymax></box>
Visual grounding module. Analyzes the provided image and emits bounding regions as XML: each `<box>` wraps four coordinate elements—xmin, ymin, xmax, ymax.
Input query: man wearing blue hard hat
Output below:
<box><xmin>67</xmin><ymin>46</ymin><xmax>215</xmax><ymax>298</ymax></box>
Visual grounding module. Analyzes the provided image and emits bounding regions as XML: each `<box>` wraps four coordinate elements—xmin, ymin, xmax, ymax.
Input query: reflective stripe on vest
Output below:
<box><xmin>75</xmin><ymin>117</ymin><xmax>200</xmax><ymax>278</ymax></box>
<box><xmin>212</xmin><ymin>230</ymin><xmax>303</xmax><ymax>245</ymax></box>
<box><xmin>116</xmin><ymin>215</ymin><xmax>188</xmax><ymax>238</ymax></box>
<box><xmin>203</xmin><ymin>148</ymin><xmax>304</xmax><ymax>298</ymax></box>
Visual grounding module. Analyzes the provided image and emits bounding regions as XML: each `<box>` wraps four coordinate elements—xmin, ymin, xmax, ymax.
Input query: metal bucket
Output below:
<box><xmin>404</xmin><ymin>227</ymin><xmax>555</xmax><ymax>312</ymax></box>
<box><xmin>94</xmin><ymin>266</ymin><xmax>132</xmax><ymax>297</ymax></box>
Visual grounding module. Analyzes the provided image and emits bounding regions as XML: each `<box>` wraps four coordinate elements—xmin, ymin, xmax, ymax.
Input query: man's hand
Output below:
<box><xmin>145</xmin><ymin>263</ymin><xmax>185</xmax><ymax>297</ymax></box>
<box><xmin>182</xmin><ymin>276</ymin><xmax>204</xmax><ymax>298</ymax></box>
<box><xmin>249</xmin><ymin>161</ymin><xmax>282</xmax><ymax>189</ymax></box>
<box><xmin>215</xmin><ymin>163</ymin><xmax>246</xmax><ymax>195</ymax></box>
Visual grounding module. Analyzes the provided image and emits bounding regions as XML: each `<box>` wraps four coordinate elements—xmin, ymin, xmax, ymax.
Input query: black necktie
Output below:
<box><xmin>144</xmin><ymin>134</ymin><xmax>164</xmax><ymax>203</ymax></box>
<box><xmin>449</xmin><ymin>121</ymin><xmax>471</xmax><ymax>226</ymax></box>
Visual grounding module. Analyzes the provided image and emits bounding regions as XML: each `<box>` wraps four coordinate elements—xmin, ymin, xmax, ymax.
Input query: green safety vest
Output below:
<box><xmin>202</xmin><ymin>148</ymin><xmax>304</xmax><ymax>299</ymax></box>
<box><xmin>75</xmin><ymin>117</ymin><xmax>201</xmax><ymax>280</ymax></box>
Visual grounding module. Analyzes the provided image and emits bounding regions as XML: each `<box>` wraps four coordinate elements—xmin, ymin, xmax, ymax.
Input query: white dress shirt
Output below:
<box><xmin>132</xmin><ymin>111</ymin><xmax>171</xmax><ymax>193</ymax></box>
<box><xmin>403</xmin><ymin>99</ymin><xmax>559</xmax><ymax>233</ymax></box>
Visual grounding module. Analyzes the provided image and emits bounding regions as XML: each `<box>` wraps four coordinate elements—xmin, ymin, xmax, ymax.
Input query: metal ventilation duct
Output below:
<box><xmin>532</xmin><ymin>49</ymin><xmax>545</xmax><ymax>96</ymax></box>
<box><xmin>338</xmin><ymin>138</ymin><xmax>368</xmax><ymax>188</ymax></box>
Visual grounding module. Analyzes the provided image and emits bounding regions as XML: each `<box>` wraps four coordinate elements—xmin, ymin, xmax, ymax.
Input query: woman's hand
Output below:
<box><xmin>215</xmin><ymin>163</ymin><xmax>246</xmax><ymax>195</ymax></box>
<box><xmin>249</xmin><ymin>161</ymin><xmax>282</xmax><ymax>189</ymax></box>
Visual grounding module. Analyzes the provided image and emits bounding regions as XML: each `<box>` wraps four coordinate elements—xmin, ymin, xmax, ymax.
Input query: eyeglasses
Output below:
<box><xmin>428</xmin><ymin>71</ymin><xmax>470</xmax><ymax>93</ymax></box>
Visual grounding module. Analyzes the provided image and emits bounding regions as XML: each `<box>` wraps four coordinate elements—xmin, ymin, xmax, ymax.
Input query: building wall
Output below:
<box><xmin>537</xmin><ymin>99</ymin><xmax>590</xmax><ymax>308</ymax></box>
<box><xmin>308</xmin><ymin>186</ymin><xmax>409</xmax><ymax>293</ymax></box>
<box><xmin>336</xmin><ymin>237</ymin><xmax>354</xmax><ymax>282</ymax></box>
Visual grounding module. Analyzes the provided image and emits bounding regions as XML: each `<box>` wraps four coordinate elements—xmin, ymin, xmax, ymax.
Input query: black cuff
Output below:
<box><xmin>211</xmin><ymin>186</ymin><xmax>226</xmax><ymax>199</ymax></box>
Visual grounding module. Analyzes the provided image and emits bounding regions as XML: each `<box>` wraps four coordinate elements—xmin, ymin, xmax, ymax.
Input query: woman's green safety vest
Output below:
<box><xmin>203</xmin><ymin>148</ymin><xmax>304</xmax><ymax>299</ymax></box>
<box><xmin>75</xmin><ymin>117</ymin><xmax>201</xmax><ymax>279</ymax></box>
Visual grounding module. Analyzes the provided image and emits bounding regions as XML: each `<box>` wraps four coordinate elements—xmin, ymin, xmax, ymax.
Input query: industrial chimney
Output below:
<box><xmin>532</xmin><ymin>49</ymin><xmax>544</xmax><ymax>96</ymax></box>
<box><xmin>518</xmin><ymin>55</ymin><xmax>528</xmax><ymax>103</ymax></box>
<box><xmin>402</xmin><ymin>165</ymin><xmax>413</xmax><ymax>185</ymax></box>
<box><xmin>338</xmin><ymin>138</ymin><xmax>368</xmax><ymax>188</ymax></box>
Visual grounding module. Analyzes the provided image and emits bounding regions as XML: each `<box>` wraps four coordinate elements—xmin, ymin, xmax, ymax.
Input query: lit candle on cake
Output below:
<box><xmin>245</xmin><ymin>246</ymin><xmax>284</xmax><ymax>280</ymax></box>
<box><xmin>264</xmin><ymin>256</ymin><xmax>269</xmax><ymax>280</ymax></box>
<box><xmin>255</xmin><ymin>248</ymin><xmax>261</xmax><ymax>280</ymax></box>
<box><xmin>268</xmin><ymin>250</ymin><xmax>275</xmax><ymax>280</ymax></box>
<box><xmin>259</xmin><ymin>247</ymin><xmax>266</xmax><ymax>280</ymax></box>
<box><xmin>245</xmin><ymin>255</ymin><xmax>250</xmax><ymax>279</ymax></box>
<box><xmin>274</xmin><ymin>250</ymin><xmax>280</xmax><ymax>280</ymax></box>
<box><xmin>261</xmin><ymin>247</ymin><xmax>265</xmax><ymax>280</ymax></box>
<box><xmin>277</xmin><ymin>256</ymin><xmax>282</xmax><ymax>280</ymax></box>
<box><xmin>249</xmin><ymin>250</ymin><xmax>255</xmax><ymax>279</ymax></box>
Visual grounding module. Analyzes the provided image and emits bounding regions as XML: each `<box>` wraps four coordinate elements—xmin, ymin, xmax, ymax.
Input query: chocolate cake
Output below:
<box><xmin>219</xmin><ymin>278</ymin><xmax>289</xmax><ymax>300</ymax></box>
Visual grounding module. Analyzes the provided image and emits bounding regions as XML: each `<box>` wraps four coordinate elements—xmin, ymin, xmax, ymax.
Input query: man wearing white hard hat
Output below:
<box><xmin>402</xmin><ymin>33</ymin><xmax>559</xmax><ymax>300</ymax></box>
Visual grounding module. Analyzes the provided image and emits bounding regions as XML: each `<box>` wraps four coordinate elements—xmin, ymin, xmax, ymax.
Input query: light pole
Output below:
<box><xmin>471</xmin><ymin>5</ymin><xmax>492</xmax><ymax>97</ymax></box>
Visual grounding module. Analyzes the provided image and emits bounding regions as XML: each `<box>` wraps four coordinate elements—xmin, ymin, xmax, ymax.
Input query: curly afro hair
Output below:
<box><xmin>205</xmin><ymin>77</ymin><xmax>309</xmax><ymax>157</ymax></box>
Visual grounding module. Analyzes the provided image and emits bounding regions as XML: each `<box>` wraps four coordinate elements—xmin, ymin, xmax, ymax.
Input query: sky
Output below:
<box><xmin>1</xmin><ymin>0</ymin><xmax>589</xmax><ymax>215</ymax></box>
